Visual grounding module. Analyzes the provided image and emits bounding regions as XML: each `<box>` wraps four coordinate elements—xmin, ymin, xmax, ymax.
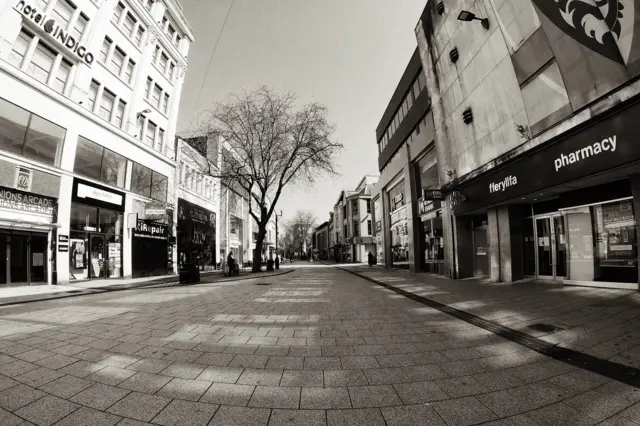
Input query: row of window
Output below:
<box><xmin>51</xmin><ymin>0</ymin><xmax>90</xmax><ymax>41</ymax></box>
<box><xmin>137</xmin><ymin>116</ymin><xmax>165</xmax><ymax>153</ymax></box>
<box><xmin>179</xmin><ymin>161</ymin><xmax>216</xmax><ymax>199</ymax></box>
<box><xmin>99</xmin><ymin>37</ymin><xmax>136</xmax><ymax>84</ymax></box>
<box><xmin>87</xmin><ymin>80</ymin><xmax>127</xmax><ymax>129</ymax></box>
<box><xmin>144</xmin><ymin>77</ymin><xmax>170</xmax><ymax>115</ymax></box>
<box><xmin>10</xmin><ymin>29</ymin><xmax>72</xmax><ymax>95</ymax></box>
<box><xmin>0</xmin><ymin>97</ymin><xmax>168</xmax><ymax>202</ymax></box>
<box><xmin>112</xmin><ymin>1</ymin><xmax>146</xmax><ymax>49</ymax></box>
<box><xmin>152</xmin><ymin>44</ymin><xmax>177</xmax><ymax>82</ymax></box>
<box><xmin>378</xmin><ymin>71</ymin><xmax>427</xmax><ymax>153</ymax></box>
<box><xmin>75</xmin><ymin>136</ymin><xmax>167</xmax><ymax>201</ymax></box>
<box><xmin>161</xmin><ymin>14</ymin><xmax>183</xmax><ymax>49</ymax></box>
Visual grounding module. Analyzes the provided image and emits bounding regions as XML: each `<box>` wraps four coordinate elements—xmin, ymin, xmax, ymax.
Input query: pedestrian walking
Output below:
<box><xmin>368</xmin><ymin>251</ymin><xmax>374</xmax><ymax>267</ymax></box>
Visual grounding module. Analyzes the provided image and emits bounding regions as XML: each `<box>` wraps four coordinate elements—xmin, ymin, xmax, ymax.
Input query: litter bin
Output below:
<box><xmin>179</xmin><ymin>263</ymin><xmax>200</xmax><ymax>284</ymax></box>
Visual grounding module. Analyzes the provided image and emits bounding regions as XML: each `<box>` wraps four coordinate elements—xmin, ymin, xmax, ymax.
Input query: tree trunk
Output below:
<box><xmin>252</xmin><ymin>224</ymin><xmax>267</xmax><ymax>273</ymax></box>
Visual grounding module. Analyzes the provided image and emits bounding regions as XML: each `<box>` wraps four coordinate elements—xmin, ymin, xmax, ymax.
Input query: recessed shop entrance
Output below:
<box><xmin>0</xmin><ymin>231</ymin><xmax>48</xmax><ymax>285</ymax></box>
<box><xmin>530</xmin><ymin>214</ymin><xmax>567</xmax><ymax>280</ymax></box>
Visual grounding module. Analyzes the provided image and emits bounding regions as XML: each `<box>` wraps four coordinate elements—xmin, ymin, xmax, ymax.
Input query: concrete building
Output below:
<box><xmin>0</xmin><ymin>0</ymin><xmax>194</xmax><ymax>285</ymax></box>
<box><xmin>312</xmin><ymin>220</ymin><xmax>329</xmax><ymax>260</ymax></box>
<box><xmin>175</xmin><ymin>136</ymin><xmax>218</xmax><ymax>270</ymax></box>
<box><xmin>415</xmin><ymin>0</ymin><xmax>640</xmax><ymax>289</ymax></box>
<box><xmin>371</xmin><ymin>47</ymin><xmax>440</xmax><ymax>273</ymax></box>
<box><xmin>345</xmin><ymin>175</ymin><xmax>377</xmax><ymax>263</ymax></box>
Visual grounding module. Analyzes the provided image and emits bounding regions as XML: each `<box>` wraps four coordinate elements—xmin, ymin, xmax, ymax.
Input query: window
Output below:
<box><xmin>27</xmin><ymin>41</ymin><xmax>56</xmax><ymax>84</ymax></box>
<box><xmin>112</xmin><ymin>2</ymin><xmax>125</xmax><ymax>24</ymax></box>
<box><xmin>124</xmin><ymin>59</ymin><xmax>135</xmax><ymax>83</ymax></box>
<box><xmin>167</xmin><ymin>24</ymin><xmax>176</xmax><ymax>39</ymax></box>
<box><xmin>406</xmin><ymin>91</ymin><xmax>413</xmax><ymax>110</ymax></box>
<box><xmin>353</xmin><ymin>221</ymin><xmax>359</xmax><ymax>237</ymax></box>
<box><xmin>152</xmin><ymin>84</ymin><xmax>162</xmax><ymax>108</ymax></box>
<box><xmin>145</xmin><ymin>77</ymin><xmax>152</xmax><ymax>99</ymax></box>
<box><xmin>162</xmin><ymin>93</ymin><xmax>169</xmax><ymax>114</ymax></box>
<box><xmin>99</xmin><ymin>37</ymin><xmax>112</xmax><ymax>63</ymax></box>
<box><xmin>175</xmin><ymin>34</ymin><xmax>182</xmax><ymax>47</ymax></box>
<box><xmin>158</xmin><ymin>128</ymin><xmax>165</xmax><ymax>152</ymax></box>
<box><xmin>74</xmin><ymin>136</ymin><xmax>102</xmax><ymax>180</ymax></box>
<box><xmin>168</xmin><ymin>62</ymin><xmax>175</xmax><ymax>79</ymax></box>
<box><xmin>98</xmin><ymin>88</ymin><xmax>115</xmax><ymax>121</ymax></box>
<box><xmin>418</xmin><ymin>72</ymin><xmax>426</xmax><ymax>91</ymax></box>
<box><xmin>159</xmin><ymin>53</ymin><xmax>168</xmax><ymax>72</ymax></box>
<box><xmin>9</xmin><ymin>29</ymin><xmax>32</xmax><ymax>68</ymax></box>
<box><xmin>52</xmin><ymin>58</ymin><xmax>71</xmax><ymax>94</ymax></box>
<box><xmin>367</xmin><ymin>220</ymin><xmax>372</xmax><ymax>235</ymax></box>
<box><xmin>123</xmin><ymin>12</ymin><xmax>136</xmax><ymax>37</ymax></box>
<box><xmin>367</xmin><ymin>200</ymin><xmax>371</xmax><ymax>214</ymax></box>
<box><xmin>153</xmin><ymin>45</ymin><xmax>160</xmax><ymax>63</ymax></box>
<box><xmin>521</xmin><ymin>61</ymin><xmax>571</xmax><ymax>134</ymax></box>
<box><xmin>101</xmin><ymin>149</ymin><xmax>127</xmax><ymax>188</ymax></box>
<box><xmin>52</xmin><ymin>0</ymin><xmax>74</xmax><ymax>29</ymax></box>
<box><xmin>110</xmin><ymin>46</ymin><xmax>125</xmax><ymax>75</ymax></box>
<box><xmin>114</xmin><ymin>99</ymin><xmax>126</xmax><ymax>128</ymax></box>
<box><xmin>131</xmin><ymin>163</ymin><xmax>167</xmax><ymax>201</ymax></box>
<box><xmin>71</xmin><ymin>12</ymin><xmax>89</xmax><ymax>41</ymax></box>
<box><xmin>134</xmin><ymin>25</ymin><xmax>145</xmax><ymax>46</ymax></box>
<box><xmin>87</xmin><ymin>79</ymin><xmax>99</xmax><ymax>111</ymax></box>
<box><xmin>22</xmin><ymin>114</ymin><xmax>65</xmax><ymax>165</ymax></box>
<box><xmin>0</xmin><ymin>97</ymin><xmax>31</xmax><ymax>156</ymax></box>
<box><xmin>145</xmin><ymin>120</ymin><xmax>156</xmax><ymax>147</ymax></box>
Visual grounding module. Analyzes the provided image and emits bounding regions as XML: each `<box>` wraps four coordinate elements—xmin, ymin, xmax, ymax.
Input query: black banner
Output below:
<box><xmin>453</xmin><ymin>101</ymin><xmax>640</xmax><ymax>215</ymax></box>
<box><xmin>134</xmin><ymin>220</ymin><xmax>168</xmax><ymax>240</ymax></box>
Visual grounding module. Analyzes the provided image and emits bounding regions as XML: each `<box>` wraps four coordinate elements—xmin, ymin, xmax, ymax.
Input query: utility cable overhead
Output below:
<box><xmin>193</xmin><ymin>0</ymin><xmax>235</xmax><ymax>112</ymax></box>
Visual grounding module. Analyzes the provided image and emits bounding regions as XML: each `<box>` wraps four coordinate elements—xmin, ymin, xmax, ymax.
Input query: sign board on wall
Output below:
<box><xmin>133</xmin><ymin>220</ymin><xmax>168</xmax><ymax>240</ymax></box>
<box><xmin>72</xmin><ymin>178</ymin><xmax>126</xmax><ymax>212</ymax></box>
<box><xmin>423</xmin><ymin>189</ymin><xmax>444</xmax><ymax>201</ymax></box>
<box><xmin>14</xmin><ymin>166</ymin><xmax>32</xmax><ymax>192</ymax></box>
<box><xmin>452</xmin><ymin>102</ymin><xmax>640</xmax><ymax>215</ymax></box>
<box><xmin>14</xmin><ymin>0</ymin><xmax>95</xmax><ymax>66</ymax></box>
<box><xmin>0</xmin><ymin>186</ymin><xmax>55</xmax><ymax>216</ymax></box>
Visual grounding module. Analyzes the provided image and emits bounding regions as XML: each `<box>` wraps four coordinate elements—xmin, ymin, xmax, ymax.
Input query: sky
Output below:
<box><xmin>176</xmin><ymin>0</ymin><xmax>427</xmax><ymax>225</ymax></box>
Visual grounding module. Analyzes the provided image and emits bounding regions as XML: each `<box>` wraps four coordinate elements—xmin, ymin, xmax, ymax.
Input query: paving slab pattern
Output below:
<box><xmin>0</xmin><ymin>268</ymin><xmax>635</xmax><ymax>425</ymax></box>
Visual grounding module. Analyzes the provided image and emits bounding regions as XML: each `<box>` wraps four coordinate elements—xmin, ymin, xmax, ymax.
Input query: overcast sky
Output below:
<box><xmin>177</xmin><ymin>0</ymin><xmax>426</xmax><ymax>225</ymax></box>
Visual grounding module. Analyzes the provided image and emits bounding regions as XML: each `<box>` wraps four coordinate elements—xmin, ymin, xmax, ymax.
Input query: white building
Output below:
<box><xmin>0</xmin><ymin>0</ymin><xmax>194</xmax><ymax>285</ymax></box>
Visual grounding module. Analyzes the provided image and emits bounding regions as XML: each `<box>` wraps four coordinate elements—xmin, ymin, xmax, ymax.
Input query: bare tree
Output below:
<box><xmin>190</xmin><ymin>87</ymin><xmax>343</xmax><ymax>272</ymax></box>
<box><xmin>289</xmin><ymin>210</ymin><xmax>316</xmax><ymax>258</ymax></box>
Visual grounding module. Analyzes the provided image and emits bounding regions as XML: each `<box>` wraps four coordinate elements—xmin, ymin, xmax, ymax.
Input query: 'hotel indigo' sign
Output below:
<box><xmin>14</xmin><ymin>1</ymin><xmax>95</xmax><ymax>66</ymax></box>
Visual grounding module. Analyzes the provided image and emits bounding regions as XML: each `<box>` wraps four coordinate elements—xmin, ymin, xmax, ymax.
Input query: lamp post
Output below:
<box><xmin>457</xmin><ymin>10</ymin><xmax>490</xmax><ymax>29</ymax></box>
<box><xmin>275</xmin><ymin>210</ymin><xmax>282</xmax><ymax>269</ymax></box>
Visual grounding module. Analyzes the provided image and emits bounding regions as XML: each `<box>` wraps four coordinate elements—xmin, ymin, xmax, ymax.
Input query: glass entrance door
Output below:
<box><xmin>535</xmin><ymin>215</ymin><xmax>566</xmax><ymax>279</ymax></box>
<box><xmin>89</xmin><ymin>235</ymin><xmax>105</xmax><ymax>279</ymax></box>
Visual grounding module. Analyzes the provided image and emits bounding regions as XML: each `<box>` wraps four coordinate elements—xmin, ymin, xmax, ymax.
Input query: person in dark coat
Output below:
<box><xmin>367</xmin><ymin>251</ymin><xmax>374</xmax><ymax>267</ymax></box>
<box><xmin>227</xmin><ymin>251</ymin><xmax>236</xmax><ymax>274</ymax></box>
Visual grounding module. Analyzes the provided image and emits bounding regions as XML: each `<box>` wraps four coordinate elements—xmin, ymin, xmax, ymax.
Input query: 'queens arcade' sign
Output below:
<box><xmin>14</xmin><ymin>0</ymin><xmax>94</xmax><ymax>66</ymax></box>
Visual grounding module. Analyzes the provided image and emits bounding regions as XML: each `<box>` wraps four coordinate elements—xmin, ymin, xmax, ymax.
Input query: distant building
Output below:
<box><xmin>313</xmin><ymin>221</ymin><xmax>329</xmax><ymax>260</ymax></box>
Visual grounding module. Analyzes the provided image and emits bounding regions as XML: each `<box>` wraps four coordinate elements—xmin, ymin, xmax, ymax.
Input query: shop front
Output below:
<box><xmin>132</xmin><ymin>219</ymin><xmax>169</xmax><ymax>277</ymax></box>
<box><xmin>69</xmin><ymin>178</ymin><xmax>125</xmax><ymax>281</ymax></box>
<box><xmin>450</xmin><ymin>97</ymin><xmax>640</xmax><ymax>289</ymax></box>
<box><xmin>0</xmin><ymin>185</ymin><xmax>56</xmax><ymax>285</ymax></box>
<box><xmin>177</xmin><ymin>198</ymin><xmax>216</xmax><ymax>271</ymax></box>
<box><xmin>387</xmin><ymin>181</ymin><xmax>409</xmax><ymax>268</ymax></box>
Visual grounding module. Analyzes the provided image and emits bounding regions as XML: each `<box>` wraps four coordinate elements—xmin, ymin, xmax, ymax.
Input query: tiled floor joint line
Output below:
<box><xmin>342</xmin><ymin>267</ymin><xmax>640</xmax><ymax>389</ymax></box>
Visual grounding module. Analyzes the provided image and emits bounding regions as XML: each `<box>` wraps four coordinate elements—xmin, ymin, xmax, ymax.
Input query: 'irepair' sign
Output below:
<box><xmin>452</xmin><ymin>102</ymin><xmax>640</xmax><ymax>215</ymax></box>
<box><xmin>14</xmin><ymin>0</ymin><xmax>94</xmax><ymax>66</ymax></box>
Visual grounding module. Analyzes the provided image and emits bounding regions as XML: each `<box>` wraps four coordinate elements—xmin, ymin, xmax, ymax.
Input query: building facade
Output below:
<box><xmin>371</xmin><ymin>47</ymin><xmax>441</xmax><ymax>273</ymax></box>
<box><xmin>0</xmin><ymin>0</ymin><xmax>194</xmax><ymax>285</ymax></box>
<box><xmin>415</xmin><ymin>0</ymin><xmax>640</xmax><ymax>289</ymax></box>
<box><xmin>345</xmin><ymin>175</ymin><xmax>377</xmax><ymax>263</ymax></box>
<box><xmin>312</xmin><ymin>221</ymin><xmax>329</xmax><ymax>260</ymax></box>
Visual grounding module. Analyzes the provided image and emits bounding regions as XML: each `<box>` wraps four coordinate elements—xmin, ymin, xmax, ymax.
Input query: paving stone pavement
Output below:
<box><xmin>0</xmin><ymin>267</ymin><xmax>636</xmax><ymax>425</ymax></box>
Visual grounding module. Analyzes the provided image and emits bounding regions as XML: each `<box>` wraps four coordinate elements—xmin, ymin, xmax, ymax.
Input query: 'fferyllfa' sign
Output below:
<box><xmin>14</xmin><ymin>0</ymin><xmax>94</xmax><ymax>66</ymax></box>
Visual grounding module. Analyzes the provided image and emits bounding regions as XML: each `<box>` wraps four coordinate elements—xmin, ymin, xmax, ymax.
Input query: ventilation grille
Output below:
<box><xmin>436</xmin><ymin>2</ymin><xmax>445</xmax><ymax>15</ymax></box>
<box><xmin>449</xmin><ymin>47</ymin><xmax>459</xmax><ymax>63</ymax></box>
<box><xmin>462</xmin><ymin>107</ymin><xmax>473</xmax><ymax>124</ymax></box>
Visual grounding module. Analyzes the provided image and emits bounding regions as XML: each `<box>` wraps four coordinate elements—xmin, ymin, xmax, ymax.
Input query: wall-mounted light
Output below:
<box><xmin>457</xmin><ymin>10</ymin><xmax>490</xmax><ymax>30</ymax></box>
<box><xmin>136</xmin><ymin>108</ymin><xmax>152</xmax><ymax>120</ymax></box>
<box><xmin>449</xmin><ymin>47</ymin><xmax>459</xmax><ymax>63</ymax></box>
<box><xmin>462</xmin><ymin>107</ymin><xmax>473</xmax><ymax>124</ymax></box>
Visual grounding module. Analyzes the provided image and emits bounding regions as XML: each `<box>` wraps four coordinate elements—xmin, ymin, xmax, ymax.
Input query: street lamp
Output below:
<box><xmin>457</xmin><ymin>10</ymin><xmax>490</xmax><ymax>29</ymax></box>
<box><xmin>275</xmin><ymin>210</ymin><xmax>282</xmax><ymax>269</ymax></box>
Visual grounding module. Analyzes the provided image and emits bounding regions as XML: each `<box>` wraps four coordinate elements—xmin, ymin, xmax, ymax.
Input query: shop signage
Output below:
<box><xmin>14</xmin><ymin>166</ymin><xmax>32</xmax><ymax>192</ymax></box>
<box><xmin>0</xmin><ymin>187</ymin><xmax>55</xmax><ymax>216</ymax></box>
<box><xmin>178</xmin><ymin>199</ymin><xmax>215</xmax><ymax>225</ymax></box>
<box><xmin>58</xmin><ymin>235</ymin><xmax>69</xmax><ymax>243</ymax></box>
<box><xmin>452</xmin><ymin>101</ymin><xmax>640</xmax><ymax>215</ymax></box>
<box><xmin>133</xmin><ymin>220</ymin><xmax>168</xmax><ymax>240</ymax></box>
<box><xmin>423</xmin><ymin>189</ymin><xmax>444</xmax><ymax>200</ymax></box>
<box><xmin>419</xmin><ymin>198</ymin><xmax>440</xmax><ymax>215</ymax></box>
<box><xmin>77</xmin><ymin>183</ymin><xmax>122</xmax><ymax>206</ymax></box>
<box><xmin>58</xmin><ymin>245</ymin><xmax>68</xmax><ymax>252</ymax></box>
<box><xmin>375</xmin><ymin>221</ymin><xmax>382</xmax><ymax>232</ymax></box>
<box><xmin>14</xmin><ymin>1</ymin><xmax>95</xmax><ymax>66</ymax></box>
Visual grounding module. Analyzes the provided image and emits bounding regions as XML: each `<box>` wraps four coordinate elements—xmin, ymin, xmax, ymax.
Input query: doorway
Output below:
<box><xmin>0</xmin><ymin>231</ymin><xmax>48</xmax><ymax>285</ymax></box>
<box><xmin>533</xmin><ymin>214</ymin><xmax>566</xmax><ymax>280</ymax></box>
<box><xmin>473</xmin><ymin>226</ymin><xmax>489</xmax><ymax>277</ymax></box>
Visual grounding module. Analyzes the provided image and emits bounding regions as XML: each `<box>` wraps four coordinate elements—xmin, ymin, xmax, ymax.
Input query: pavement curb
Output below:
<box><xmin>0</xmin><ymin>269</ymin><xmax>295</xmax><ymax>307</ymax></box>
<box><xmin>341</xmin><ymin>266</ymin><xmax>640</xmax><ymax>389</ymax></box>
